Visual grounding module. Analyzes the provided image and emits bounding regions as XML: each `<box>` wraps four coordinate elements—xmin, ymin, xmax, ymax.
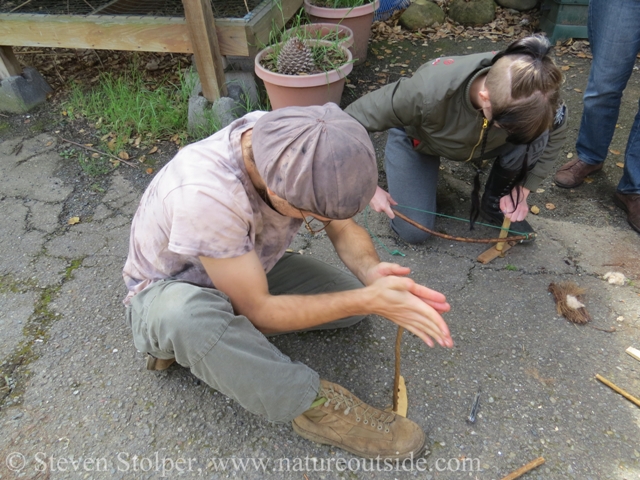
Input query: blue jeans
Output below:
<box><xmin>575</xmin><ymin>0</ymin><xmax>640</xmax><ymax>194</ymax></box>
<box><xmin>384</xmin><ymin>128</ymin><xmax>546</xmax><ymax>244</ymax></box>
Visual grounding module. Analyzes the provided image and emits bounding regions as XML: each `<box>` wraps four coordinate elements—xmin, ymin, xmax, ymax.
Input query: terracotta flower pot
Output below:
<box><xmin>303</xmin><ymin>0</ymin><xmax>380</xmax><ymax>66</ymax></box>
<box><xmin>254</xmin><ymin>40</ymin><xmax>353</xmax><ymax>110</ymax></box>
<box><xmin>285</xmin><ymin>23</ymin><xmax>354</xmax><ymax>54</ymax></box>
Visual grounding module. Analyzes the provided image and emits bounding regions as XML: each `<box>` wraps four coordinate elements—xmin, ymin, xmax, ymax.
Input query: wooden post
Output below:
<box><xmin>0</xmin><ymin>46</ymin><xmax>22</xmax><ymax>80</ymax></box>
<box><xmin>182</xmin><ymin>0</ymin><xmax>227</xmax><ymax>102</ymax></box>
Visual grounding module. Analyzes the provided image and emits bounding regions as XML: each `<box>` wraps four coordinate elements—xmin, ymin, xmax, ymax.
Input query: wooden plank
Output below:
<box><xmin>627</xmin><ymin>347</ymin><xmax>640</xmax><ymax>363</ymax></box>
<box><xmin>182</xmin><ymin>0</ymin><xmax>227</xmax><ymax>102</ymax></box>
<box><xmin>477</xmin><ymin>241</ymin><xmax>515</xmax><ymax>264</ymax></box>
<box><xmin>0</xmin><ymin>46</ymin><xmax>22</xmax><ymax>80</ymax></box>
<box><xmin>0</xmin><ymin>13</ymin><xmax>251</xmax><ymax>57</ymax></box>
<box><xmin>247</xmin><ymin>0</ymin><xmax>303</xmax><ymax>55</ymax></box>
<box><xmin>0</xmin><ymin>14</ymin><xmax>192</xmax><ymax>53</ymax></box>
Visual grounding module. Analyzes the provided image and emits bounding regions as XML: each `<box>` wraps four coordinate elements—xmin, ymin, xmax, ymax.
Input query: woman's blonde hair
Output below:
<box><xmin>485</xmin><ymin>35</ymin><xmax>563</xmax><ymax>144</ymax></box>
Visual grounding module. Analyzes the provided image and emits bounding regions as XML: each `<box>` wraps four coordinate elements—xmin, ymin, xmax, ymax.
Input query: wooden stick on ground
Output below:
<box><xmin>500</xmin><ymin>457</ymin><xmax>545</xmax><ymax>480</ymax></box>
<box><xmin>626</xmin><ymin>347</ymin><xmax>640</xmax><ymax>363</ymax></box>
<box><xmin>59</xmin><ymin>137</ymin><xmax>137</xmax><ymax>167</ymax></box>
<box><xmin>596</xmin><ymin>374</ymin><xmax>640</xmax><ymax>408</ymax></box>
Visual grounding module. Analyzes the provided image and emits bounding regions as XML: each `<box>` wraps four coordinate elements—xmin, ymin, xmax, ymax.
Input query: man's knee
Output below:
<box><xmin>391</xmin><ymin>220</ymin><xmax>431</xmax><ymax>244</ymax></box>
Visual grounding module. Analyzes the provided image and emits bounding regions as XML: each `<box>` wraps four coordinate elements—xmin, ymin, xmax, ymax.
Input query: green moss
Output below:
<box><xmin>0</xmin><ymin>258</ymin><xmax>83</xmax><ymax>408</ymax></box>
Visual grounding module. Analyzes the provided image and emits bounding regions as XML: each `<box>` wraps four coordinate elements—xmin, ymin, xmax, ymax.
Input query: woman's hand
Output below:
<box><xmin>369</xmin><ymin>186</ymin><xmax>398</xmax><ymax>218</ymax></box>
<box><xmin>500</xmin><ymin>186</ymin><xmax>530</xmax><ymax>222</ymax></box>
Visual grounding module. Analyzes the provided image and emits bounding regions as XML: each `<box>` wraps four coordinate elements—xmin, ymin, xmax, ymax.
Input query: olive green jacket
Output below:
<box><xmin>344</xmin><ymin>51</ymin><xmax>567</xmax><ymax>192</ymax></box>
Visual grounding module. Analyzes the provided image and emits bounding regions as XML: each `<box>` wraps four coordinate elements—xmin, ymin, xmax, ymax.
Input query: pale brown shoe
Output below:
<box><xmin>146</xmin><ymin>354</ymin><xmax>175</xmax><ymax>371</ymax></box>
<box><xmin>553</xmin><ymin>158</ymin><xmax>603</xmax><ymax>188</ymax></box>
<box><xmin>614</xmin><ymin>191</ymin><xmax>640</xmax><ymax>234</ymax></box>
<box><xmin>292</xmin><ymin>380</ymin><xmax>426</xmax><ymax>459</ymax></box>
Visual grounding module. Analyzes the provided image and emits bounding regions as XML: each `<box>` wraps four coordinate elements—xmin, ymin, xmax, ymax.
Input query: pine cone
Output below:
<box><xmin>277</xmin><ymin>37</ymin><xmax>315</xmax><ymax>75</ymax></box>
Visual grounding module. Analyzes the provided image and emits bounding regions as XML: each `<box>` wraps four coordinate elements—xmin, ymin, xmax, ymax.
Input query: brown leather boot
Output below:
<box><xmin>614</xmin><ymin>191</ymin><xmax>640</xmax><ymax>234</ymax></box>
<box><xmin>553</xmin><ymin>158</ymin><xmax>603</xmax><ymax>188</ymax></box>
<box><xmin>292</xmin><ymin>380</ymin><xmax>426</xmax><ymax>459</ymax></box>
<box><xmin>146</xmin><ymin>354</ymin><xmax>175</xmax><ymax>371</ymax></box>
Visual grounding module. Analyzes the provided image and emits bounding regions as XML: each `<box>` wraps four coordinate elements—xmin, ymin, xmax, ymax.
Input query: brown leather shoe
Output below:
<box><xmin>614</xmin><ymin>191</ymin><xmax>640</xmax><ymax>234</ymax></box>
<box><xmin>292</xmin><ymin>380</ymin><xmax>426</xmax><ymax>459</ymax></box>
<box><xmin>553</xmin><ymin>158</ymin><xmax>604</xmax><ymax>188</ymax></box>
<box><xmin>146</xmin><ymin>354</ymin><xmax>175</xmax><ymax>371</ymax></box>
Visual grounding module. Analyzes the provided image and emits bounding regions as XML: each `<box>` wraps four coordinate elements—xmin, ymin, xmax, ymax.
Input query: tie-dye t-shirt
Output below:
<box><xmin>123</xmin><ymin>112</ymin><xmax>303</xmax><ymax>304</ymax></box>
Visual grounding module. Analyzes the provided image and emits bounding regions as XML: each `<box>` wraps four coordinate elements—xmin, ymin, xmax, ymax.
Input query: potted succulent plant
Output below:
<box><xmin>254</xmin><ymin>29</ymin><xmax>353</xmax><ymax>110</ymax></box>
<box><xmin>303</xmin><ymin>0</ymin><xmax>380</xmax><ymax>66</ymax></box>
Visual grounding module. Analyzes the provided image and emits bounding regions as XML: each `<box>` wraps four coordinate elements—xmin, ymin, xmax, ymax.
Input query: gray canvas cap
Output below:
<box><xmin>252</xmin><ymin>103</ymin><xmax>377</xmax><ymax>219</ymax></box>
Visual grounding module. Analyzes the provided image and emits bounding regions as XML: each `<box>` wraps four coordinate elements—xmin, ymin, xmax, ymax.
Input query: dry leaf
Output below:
<box><xmin>148</xmin><ymin>146</ymin><xmax>158</xmax><ymax>154</ymax></box>
<box><xmin>574</xmin><ymin>88</ymin><xmax>582</xmax><ymax>93</ymax></box>
<box><xmin>616</xmin><ymin>162</ymin><xmax>625</xmax><ymax>168</ymax></box>
<box><xmin>138</xmin><ymin>155</ymin><xmax>147</xmax><ymax>163</ymax></box>
<box><xmin>561</xmin><ymin>65</ymin><xmax>570</xmax><ymax>71</ymax></box>
<box><xmin>67</xmin><ymin>216</ymin><xmax>81</xmax><ymax>225</ymax></box>
<box><xmin>609</xmin><ymin>149</ymin><xmax>621</xmax><ymax>155</ymax></box>
<box><xmin>567</xmin><ymin>152</ymin><xmax>573</xmax><ymax>158</ymax></box>
<box><xmin>118</xmin><ymin>151</ymin><xmax>129</xmax><ymax>160</ymax></box>
<box><xmin>530</xmin><ymin>205</ymin><xmax>540</xmax><ymax>214</ymax></box>
<box><xmin>107</xmin><ymin>139</ymin><xmax>116</xmax><ymax>151</ymax></box>
<box><xmin>146</xmin><ymin>168</ymin><xmax>154</xmax><ymax>174</ymax></box>
<box><xmin>45</xmin><ymin>141</ymin><xmax>53</xmax><ymax>147</ymax></box>
<box><xmin>110</xmin><ymin>159</ymin><xmax>120</xmax><ymax>167</ymax></box>
<box><xmin>133</xmin><ymin>136</ymin><xmax>142</xmax><ymax>147</ymax></box>
<box><xmin>584</xmin><ymin>177</ymin><xmax>594</xmax><ymax>183</ymax></box>
<box><xmin>91</xmin><ymin>153</ymin><xmax>100</xmax><ymax>158</ymax></box>
<box><xmin>545</xmin><ymin>203</ymin><xmax>556</xmax><ymax>210</ymax></box>
<box><xmin>536</xmin><ymin>188</ymin><xmax>545</xmax><ymax>194</ymax></box>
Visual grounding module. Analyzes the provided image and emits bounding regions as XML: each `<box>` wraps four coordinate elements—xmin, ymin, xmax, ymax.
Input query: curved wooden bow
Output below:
<box><xmin>392</xmin><ymin>209</ymin><xmax>534</xmax><ymax>244</ymax></box>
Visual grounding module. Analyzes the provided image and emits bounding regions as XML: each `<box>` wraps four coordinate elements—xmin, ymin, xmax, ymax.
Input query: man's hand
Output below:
<box><xmin>363</xmin><ymin>262</ymin><xmax>450</xmax><ymax>314</ymax></box>
<box><xmin>368</xmin><ymin>276</ymin><xmax>453</xmax><ymax>348</ymax></box>
<box><xmin>369</xmin><ymin>186</ymin><xmax>397</xmax><ymax>218</ymax></box>
<box><xmin>500</xmin><ymin>186</ymin><xmax>530</xmax><ymax>222</ymax></box>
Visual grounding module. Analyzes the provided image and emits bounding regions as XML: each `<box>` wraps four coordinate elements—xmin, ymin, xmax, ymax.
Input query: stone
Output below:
<box><xmin>495</xmin><ymin>0</ymin><xmax>538</xmax><ymax>11</ymax></box>
<box><xmin>448</xmin><ymin>0</ymin><xmax>496</xmax><ymax>26</ymax></box>
<box><xmin>399</xmin><ymin>2</ymin><xmax>446</xmax><ymax>31</ymax></box>
<box><xmin>0</xmin><ymin>67</ymin><xmax>53</xmax><ymax>114</ymax></box>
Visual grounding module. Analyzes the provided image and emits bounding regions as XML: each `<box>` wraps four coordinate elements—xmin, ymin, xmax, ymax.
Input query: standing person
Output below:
<box><xmin>123</xmin><ymin>103</ymin><xmax>453</xmax><ymax>460</ymax></box>
<box><xmin>345</xmin><ymin>35</ymin><xmax>567</xmax><ymax>244</ymax></box>
<box><xmin>553</xmin><ymin>0</ymin><xmax>640</xmax><ymax>233</ymax></box>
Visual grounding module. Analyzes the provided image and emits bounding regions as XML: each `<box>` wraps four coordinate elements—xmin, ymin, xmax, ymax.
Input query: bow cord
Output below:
<box><xmin>392</xmin><ymin>209</ymin><xmax>532</xmax><ymax>244</ymax></box>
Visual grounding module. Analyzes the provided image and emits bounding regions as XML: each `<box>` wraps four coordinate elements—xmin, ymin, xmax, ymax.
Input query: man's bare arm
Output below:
<box><xmin>199</xmin><ymin>250</ymin><xmax>453</xmax><ymax>347</ymax></box>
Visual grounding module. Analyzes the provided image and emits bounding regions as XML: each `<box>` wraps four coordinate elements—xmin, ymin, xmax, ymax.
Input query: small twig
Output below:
<box><xmin>58</xmin><ymin>137</ymin><xmax>137</xmax><ymax>167</ymax></box>
<box><xmin>0</xmin><ymin>112</ymin><xmax>9</xmax><ymax>118</ymax></box>
<box><xmin>243</xmin><ymin>0</ymin><xmax>250</xmax><ymax>13</ymax></box>
<box><xmin>596</xmin><ymin>374</ymin><xmax>640</xmax><ymax>408</ymax></box>
<box><xmin>82</xmin><ymin>0</ymin><xmax>95</xmax><ymax>10</ymax></box>
<box><xmin>501</xmin><ymin>457</ymin><xmax>545</xmax><ymax>480</ymax></box>
<box><xmin>9</xmin><ymin>0</ymin><xmax>33</xmax><ymax>12</ymax></box>
<box><xmin>589</xmin><ymin>325</ymin><xmax>616</xmax><ymax>333</ymax></box>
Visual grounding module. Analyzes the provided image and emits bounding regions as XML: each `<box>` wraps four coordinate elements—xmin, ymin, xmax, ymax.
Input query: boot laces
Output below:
<box><xmin>320</xmin><ymin>384</ymin><xmax>394</xmax><ymax>432</ymax></box>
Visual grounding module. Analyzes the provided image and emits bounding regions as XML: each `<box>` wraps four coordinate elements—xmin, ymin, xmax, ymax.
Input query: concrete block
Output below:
<box><xmin>0</xmin><ymin>67</ymin><xmax>53</xmax><ymax>114</ymax></box>
<box><xmin>187</xmin><ymin>68</ymin><xmax>260</xmax><ymax>136</ymax></box>
<box><xmin>225</xmin><ymin>71</ymin><xmax>260</xmax><ymax>109</ymax></box>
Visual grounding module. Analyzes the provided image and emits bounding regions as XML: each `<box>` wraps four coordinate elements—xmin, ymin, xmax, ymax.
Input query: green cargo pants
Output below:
<box><xmin>125</xmin><ymin>252</ymin><xmax>365</xmax><ymax>423</ymax></box>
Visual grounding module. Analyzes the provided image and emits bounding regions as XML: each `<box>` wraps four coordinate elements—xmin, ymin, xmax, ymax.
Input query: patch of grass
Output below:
<box><xmin>59</xmin><ymin>148</ymin><xmax>114</xmax><ymax>177</ymax></box>
<box><xmin>65</xmin><ymin>58</ymin><xmax>206</xmax><ymax>145</ymax></box>
<box><xmin>505</xmin><ymin>264</ymin><xmax>518</xmax><ymax>271</ymax></box>
<box><xmin>77</xmin><ymin>151</ymin><xmax>112</xmax><ymax>176</ymax></box>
